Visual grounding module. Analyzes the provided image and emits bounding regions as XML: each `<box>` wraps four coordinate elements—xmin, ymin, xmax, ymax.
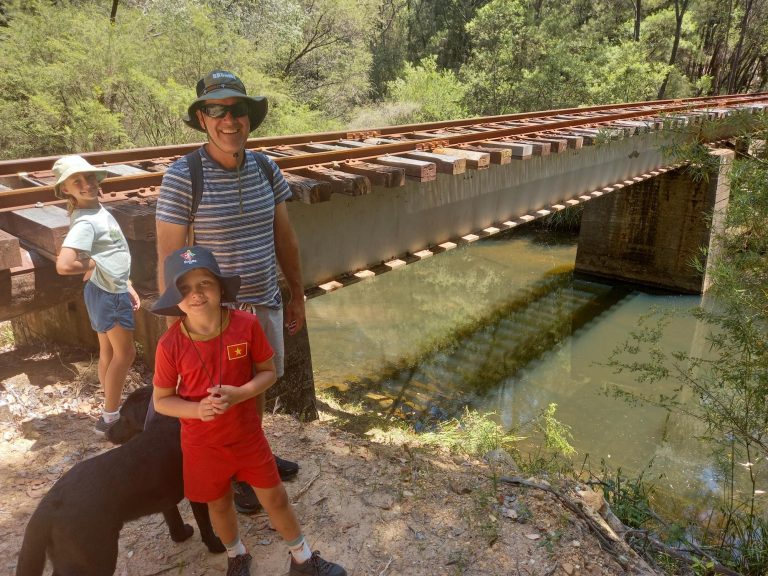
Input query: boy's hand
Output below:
<box><xmin>207</xmin><ymin>386</ymin><xmax>239</xmax><ymax>414</ymax></box>
<box><xmin>197</xmin><ymin>396</ymin><xmax>217</xmax><ymax>422</ymax></box>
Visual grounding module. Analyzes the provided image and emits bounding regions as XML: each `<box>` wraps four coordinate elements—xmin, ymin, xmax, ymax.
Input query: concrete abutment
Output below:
<box><xmin>575</xmin><ymin>149</ymin><xmax>733</xmax><ymax>293</ymax></box>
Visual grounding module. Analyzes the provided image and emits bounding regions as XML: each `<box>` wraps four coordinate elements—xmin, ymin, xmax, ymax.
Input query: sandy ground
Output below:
<box><xmin>0</xmin><ymin>340</ymin><xmax>646</xmax><ymax>576</ymax></box>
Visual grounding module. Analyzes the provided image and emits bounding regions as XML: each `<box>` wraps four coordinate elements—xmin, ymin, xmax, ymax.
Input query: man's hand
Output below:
<box><xmin>284</xmin><ymin>295</ymin><xmax>306</xmax><ymax>335</ymax></box>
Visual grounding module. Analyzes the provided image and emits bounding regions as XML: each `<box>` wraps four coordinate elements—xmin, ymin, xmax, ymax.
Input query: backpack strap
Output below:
<box><xmin>184</xmin><ymin>149</ymin><xmax>203</xmax><ymax>224</ymax></box>
<box><xmin>183</xmin><ymin>150</ymin><xmax>274</xmax><ymax>245</ymax></box>
<box><xmin>253</xmin><ymin>151</ymin><xmax>275</xmax><ymax>190</ymax></box>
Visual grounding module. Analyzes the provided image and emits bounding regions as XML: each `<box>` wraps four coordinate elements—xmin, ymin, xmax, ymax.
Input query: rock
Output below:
<box><xmin>0</xmin><ymin>400</ymin><xmax>12</xmax><ymax>423</ymax></box>
<box><xmin>576</xmin><ymin>488</ymin><xmax>605</xmax><ymax>513</ymax></box>
<box><xmin>448</xmin><ymin>480</ymin><xmax>471</xmax><ymax>494</ymax></box>
<box><xmin>562</xmin><ymin>561</ymin><xmax>575</xmax><ymax>574</ymax></box>
<box><xmin>483</xmin><ymin>448</ymin><xmax>517</xmax><ymax>471</ymax></box>
<box><xmin>502</xmin><ymin>506</ymin><xmax>518</xmax><ymax>520</ymax></box>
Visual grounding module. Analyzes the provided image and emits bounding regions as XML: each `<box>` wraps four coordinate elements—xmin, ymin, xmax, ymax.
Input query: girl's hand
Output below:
<box><xmin>197</xmin><ymin>396</ymin><xmax>217</xmax><ymax>422</ymax></box>
<box><xmin>128</xmin><ymin>284</ymin><xmax>141</xmax><ymax>311</ymax></box>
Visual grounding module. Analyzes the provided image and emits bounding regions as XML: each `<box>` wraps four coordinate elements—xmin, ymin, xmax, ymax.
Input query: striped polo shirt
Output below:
<box><xmin>156</xmin><ymin>147</ymin><xmax>292</xmax><ymax>308</ymax></box>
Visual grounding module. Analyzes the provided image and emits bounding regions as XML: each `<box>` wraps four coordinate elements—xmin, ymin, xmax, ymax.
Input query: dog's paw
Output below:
<box><xmin>169</xmin><ymin>523</ymin><xmax>194</xmax><ymax>543</ymax></box>
<box><xmin>203</xmin><ymin>534</ymin><xmax>226</xmax><ymax>554</ymax></box>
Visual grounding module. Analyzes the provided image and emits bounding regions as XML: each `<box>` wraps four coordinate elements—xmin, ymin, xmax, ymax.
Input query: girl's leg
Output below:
<box><xmin>102</xmin><ymin>325</ymin><xmax>136</xmax><ymax>413</ymax></box>
<box><xmin>207</xmin><ymin>487</ymin><xmax>240</xmax><ymax>545</ymax></box>
<box><xmin>96</xmin><ymin>332</ymin><xmax>113</xmax><ymax>405</ymax></box>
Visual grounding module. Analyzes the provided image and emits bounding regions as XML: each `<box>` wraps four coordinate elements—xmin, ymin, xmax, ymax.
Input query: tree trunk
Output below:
<box><xmin>657</xmin><ymin>0</ymin><xmax>690</xmax><ymax>99</ymax></box>
<box><xmin>110</xmin><ymin>0</ymin><xmax>119</xmax><ymax>23</ymax></box>
<box><xmin>632</xmin><ymin>0</ymin><xmax>641</xmax><ymax>42</ymax></box>
<box><xmin>726</xmin><ymin>0</ymin><xmax>754</xmax><ymax>93</ymax></box>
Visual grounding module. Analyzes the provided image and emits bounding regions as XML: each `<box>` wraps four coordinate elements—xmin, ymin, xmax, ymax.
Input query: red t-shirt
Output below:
<box><xmin>154</xmin><ymin>309</ymin><xmax>273</xmax><ymax>449</ymax></box>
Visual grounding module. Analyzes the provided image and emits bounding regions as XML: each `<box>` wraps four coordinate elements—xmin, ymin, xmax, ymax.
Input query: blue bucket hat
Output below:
<box><xmin>151</xmin><ymin>246</ymin><xmax>241</xmax><ymax>316</ymax></box>
<box><xmin>183</xmin><ymin>70</ymin><xmax>268</xmax><ymax>133</ymax></box>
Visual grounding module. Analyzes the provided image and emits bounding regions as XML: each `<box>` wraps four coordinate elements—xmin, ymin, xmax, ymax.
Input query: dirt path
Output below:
<box><xmin>0</xmin><ymin>342</ymin><xmax>642</xmax><ymax>576</ymax></box>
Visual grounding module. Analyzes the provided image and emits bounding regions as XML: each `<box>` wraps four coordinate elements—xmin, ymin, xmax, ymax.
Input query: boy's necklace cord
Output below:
<box><xmin>182</xmin><ymin>307</ymin><xmax>224</xmax><ymax>394</ymax></box>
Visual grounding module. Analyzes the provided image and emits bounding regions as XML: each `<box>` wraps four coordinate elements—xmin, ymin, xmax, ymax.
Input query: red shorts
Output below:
<box><xmin>182</xmin><ymin>432</ymin><xmax>281</xmax><ymax>502</ymax></box>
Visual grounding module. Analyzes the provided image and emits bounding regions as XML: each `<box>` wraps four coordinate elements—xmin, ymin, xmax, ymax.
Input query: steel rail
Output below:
<box><xmin>1</xmin><ymin>92</ymin><xmax>766</xmax><ymax>176</ymax></box>
<box><xmin>1</xmin><ymin>93</ymin><xmax>766</xmax><ymax>211</ymax></box>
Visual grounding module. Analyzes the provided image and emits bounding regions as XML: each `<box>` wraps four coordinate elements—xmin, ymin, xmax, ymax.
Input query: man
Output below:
<box><xmin>155</xmin><ymin>70</ymin><xmax>302</xmax><ymax>514</ymax></box>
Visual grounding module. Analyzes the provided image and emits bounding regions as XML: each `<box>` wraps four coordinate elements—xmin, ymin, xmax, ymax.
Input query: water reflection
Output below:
<box><xmin>305</xmin><ymin>228</ymin><xmax>739</xmax><ymax>505</ymax></box>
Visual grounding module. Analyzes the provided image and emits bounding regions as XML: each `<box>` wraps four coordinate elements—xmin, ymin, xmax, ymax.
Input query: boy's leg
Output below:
<box><xmin>207</xmin><ymin>488</ymin><xmax>240</xmax><ymax>549</ymax></box>
<box><xmin>208</xmin><ymin>489</ymin><xmax>253</xmax><ymax>576</ymax></box>
<box><xmin>254</xmin><ymin>484</ymin><xmax>346</xmax><ymax>576</ymax></box>
<box><xmin>102</xmin><ymin>325</ymin><xmax>136</xmax><ymax>413</ymax></box>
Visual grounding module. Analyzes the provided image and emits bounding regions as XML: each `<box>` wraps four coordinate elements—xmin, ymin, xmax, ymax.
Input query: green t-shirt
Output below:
<box><xmin>61</xmin><ymin>205</ymin><xmax>131</xmax><ymax>293</ymax></box>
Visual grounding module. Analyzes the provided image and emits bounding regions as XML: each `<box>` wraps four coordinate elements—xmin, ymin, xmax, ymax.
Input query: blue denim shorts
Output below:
<box><xmin>84</xmin><ymin>281</ymin><xmax>135</xmax><ymax>333</ymax></box>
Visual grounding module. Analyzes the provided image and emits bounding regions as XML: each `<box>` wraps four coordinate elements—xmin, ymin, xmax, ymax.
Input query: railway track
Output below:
<box><xmin>1</xmin><ymin>92</ymin><xmax>767</xmax><ymax>211</ymax></box>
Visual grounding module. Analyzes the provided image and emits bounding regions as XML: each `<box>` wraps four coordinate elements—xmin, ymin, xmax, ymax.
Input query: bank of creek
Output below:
<box><xmin>0</xmin><ymin>226</ymin><xmax>748</xmax><ymax>576</ymax></box>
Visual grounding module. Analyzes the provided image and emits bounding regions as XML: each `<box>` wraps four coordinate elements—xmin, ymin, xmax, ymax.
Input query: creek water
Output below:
<box><xmin>305</xmin><ymin>227</ymin><xmax>737</xmax><ymax>510</ymax></box>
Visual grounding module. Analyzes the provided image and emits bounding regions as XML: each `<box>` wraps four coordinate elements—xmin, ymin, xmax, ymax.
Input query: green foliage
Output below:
<box><xmin>586</xmin><ymin>42</ymin><xmax>670</xmax><ymax>104</ymax></box>
<box><xmin>271</xmin><ymin>0</ymin><xmax>374</xmax><ymax>117</ymax></box>
<box><xmin>420</xmin><ymin>408</ymin><xmax>522</xmax><ymax>457</ymax></box>
<box><xmin>596</xmin><ymin>462</ymin><xmax>656</xmax><ymax>530</ymax></box>
<box><xmin>461</xmin><ymin>0</ymin><xmax>530</xmax><ymax>114</ymax></box>
<box><xmin>537</xmin><ymin>403</ymin><xmax>576</xmax><ymax>458</ymax></box>
<box><xmin>384</xmin><ymin>56</ymin><xmax>468</xmax><ymax>122</ymax></box>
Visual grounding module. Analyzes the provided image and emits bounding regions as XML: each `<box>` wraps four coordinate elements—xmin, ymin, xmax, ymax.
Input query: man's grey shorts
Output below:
<box><xmin>236</xmin><ymin>303</ymin><xmax>285</xmax><ymax>378</ymax></box>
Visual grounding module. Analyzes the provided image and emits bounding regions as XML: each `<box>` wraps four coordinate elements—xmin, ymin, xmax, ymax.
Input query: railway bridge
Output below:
<box><xmin>1</xmin><ymin>94</ymin><xmax>765</xmax><ymax>415</ymax></box>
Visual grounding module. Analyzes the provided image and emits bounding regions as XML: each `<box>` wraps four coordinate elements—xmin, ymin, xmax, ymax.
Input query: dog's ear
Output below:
<box><xmin>106</xmin><ymin>387</ymin><xmax>152</xmax><ymax>444</ymax></box>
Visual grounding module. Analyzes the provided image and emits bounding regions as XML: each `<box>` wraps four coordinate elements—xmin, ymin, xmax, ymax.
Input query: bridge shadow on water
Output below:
<box><xmin>337</xmin><ymin>268</ymin><xmax>632</xmax><ymax>432</ymax></box>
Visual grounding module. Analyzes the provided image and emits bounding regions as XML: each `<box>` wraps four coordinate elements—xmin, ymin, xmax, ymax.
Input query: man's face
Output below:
<box><xmin>196</xmin><ymin>97</ymin><xmax>250</xmax><ymax>156</ymax></box>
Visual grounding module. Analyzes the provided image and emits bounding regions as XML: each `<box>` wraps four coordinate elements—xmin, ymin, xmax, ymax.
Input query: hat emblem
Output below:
<box><xmin>181</xmin><ymin>249</ymin><xmax>197</xmax><ymax>264</ymax></box>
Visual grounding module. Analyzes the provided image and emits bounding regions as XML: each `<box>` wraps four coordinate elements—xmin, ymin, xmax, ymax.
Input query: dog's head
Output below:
<box><xmin>107</xmin><ymin>386</ymin><xmax>152</xmax><ymax>444</ymax></box>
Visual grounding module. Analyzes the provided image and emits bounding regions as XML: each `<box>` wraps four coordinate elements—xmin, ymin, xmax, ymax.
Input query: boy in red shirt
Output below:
<box><xmin>152</xmin><ymin>246</ymin><xmax>345</xmax><ymax>576</ymax></box>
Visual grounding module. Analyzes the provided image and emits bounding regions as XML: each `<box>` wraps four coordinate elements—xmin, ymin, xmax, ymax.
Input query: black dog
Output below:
<box><xmin>15</xmin><ymin>386</ymin><xmax>224</xmax><ymax>576</ymax></box>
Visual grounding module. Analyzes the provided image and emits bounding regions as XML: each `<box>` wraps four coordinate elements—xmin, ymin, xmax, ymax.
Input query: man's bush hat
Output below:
<box><xmin>183</xmin><ymin>70</ymin><xmax>268</xmax><ymax>132</ymax></box>
<box><xmin>152</xmin><ymin>246</ymin><xmax>241</xmax><ymax>316</ymax></box>
<box><xmin>52</xmin><ymin>155</ymin><xmax>107</xmax><ymax>199</ymax></box>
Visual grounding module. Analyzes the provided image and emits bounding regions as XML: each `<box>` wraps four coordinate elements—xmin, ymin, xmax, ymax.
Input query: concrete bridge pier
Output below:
<box><xmin>575</xmin><ymin>149</ymin><xmax>733</xmax><ymax>294</ymax></box>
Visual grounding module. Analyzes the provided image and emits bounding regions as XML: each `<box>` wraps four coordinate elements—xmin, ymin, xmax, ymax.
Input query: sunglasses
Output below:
<box><xmin>200</xmin><ymin>102</ymin><xmax>250</xmax><ymax>119</ymax></box>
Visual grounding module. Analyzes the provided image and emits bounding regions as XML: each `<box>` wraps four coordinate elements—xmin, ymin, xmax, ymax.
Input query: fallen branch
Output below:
<box><xmin>500</xmin><ymin>476</ymin><xmax>659</xmax><ymax>576</ymax></box>
<box><xmin>378</xmin><ymin>557</ymin><xmax>393</xmax><ymax>575</ymax></box>
<box><xmin>291</xmin><ymin>470</ymin><xmax>320</xmax><ymax>504</ymax></box>
<box><xmin>623</xmin><ymin>529</ymin><xmax>743</xmax><ymax>576</ymax></box>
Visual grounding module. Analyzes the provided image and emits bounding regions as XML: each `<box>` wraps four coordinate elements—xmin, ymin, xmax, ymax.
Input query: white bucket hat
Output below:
<box><xmin>52</xmin><ymin>155</ymin><xmax>107</xmax><ymax>198</ymax></box>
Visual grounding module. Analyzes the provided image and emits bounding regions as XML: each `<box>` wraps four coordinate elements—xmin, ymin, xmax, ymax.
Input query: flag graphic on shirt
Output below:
<box><xmin>227</xmin><ymin>342</ymin><xmax>248</xmax><ymax>360</ymax></box>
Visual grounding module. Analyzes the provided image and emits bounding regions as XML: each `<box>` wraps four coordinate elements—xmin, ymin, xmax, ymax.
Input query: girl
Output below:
<box><xmin>54</xmin><ymin>155</ymin><xmax>139</xmax><ymax>434</ymax></box>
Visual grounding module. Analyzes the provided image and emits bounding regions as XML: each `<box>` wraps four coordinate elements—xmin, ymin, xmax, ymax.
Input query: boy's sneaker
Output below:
<box><xmin>227</xmin><ymin>553</ymin><xmax>252</xmax><ymax>576</ymax></box>
<box><xmin>232</xmin><ymin>481</ymin><xmax>262</xmax><ymax>514</ymax></box>
<box><xmin>289</xmin><ymin>551</ymin><xmax>346</xmax><ymax>576</ymax></box>
<box><xmin>275</xmin><ymin>455</ymin><xmax>299</xmax><ymax>481</ymax></box>
<box><xmin>94</xmin><ymin>416</ymin><xmax>118</xmax><ymax>435</ymax></box>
